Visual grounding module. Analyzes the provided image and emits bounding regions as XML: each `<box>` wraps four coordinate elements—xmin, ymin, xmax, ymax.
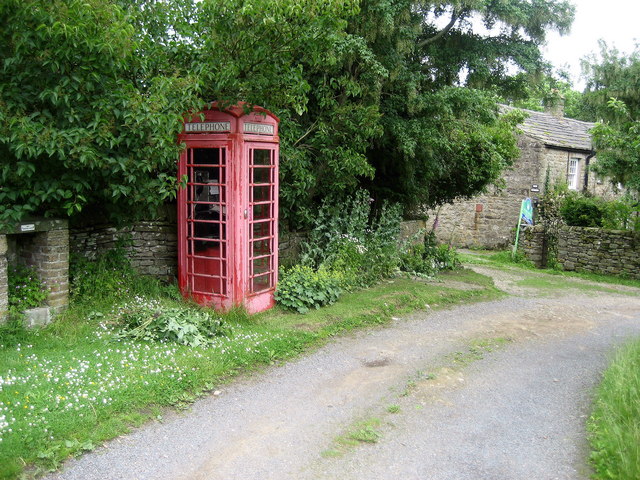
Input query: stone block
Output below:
<box><xmin>24</xmin><ymin>307</ymin><xmax>51</xmax><ymax>327</ymax></box>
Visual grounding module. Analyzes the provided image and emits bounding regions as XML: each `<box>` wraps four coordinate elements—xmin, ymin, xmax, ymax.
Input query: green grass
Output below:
<box><xmin>323</xmin><ymin>417</ymin><xmax>383</xmax><ymax>457</ymax></box>
<box><xmin>386</xmin><ymin>404</ymin><xmax>400</xmax><ymax>414</ymax></box>
<box><xmin>446</xmin><ymin>337</ymin><xmax>511</xmax><ymax>367</ymax></box>
<box><xmin>0</xmin><ymin>268</ymin><xmax>500</xmax><ymax>479</ymax></box>
<box><xmin>589</xmin><ymin>338</ymin><xmax>640</xmax><ymax>480</ymax></box>
<box><xmin>545</xmin><ymin>269</ymin><xmax>640</xmax><ymax>290</ymax></box>
<box><xmin>461</xmin><ymin>250</ymin><xmax>640</xmax><ymax>289</ymax></box>
<box><xmin>514</xmin><ymin>276</ymin><xmax>627</xmax><ymax>295</ymax></box>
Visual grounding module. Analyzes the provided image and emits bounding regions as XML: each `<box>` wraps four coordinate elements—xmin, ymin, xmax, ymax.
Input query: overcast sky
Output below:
<box><xmin>542</xmin><ymin>0</ymin><xmax>640</xmax><ymax>90</ymax></box>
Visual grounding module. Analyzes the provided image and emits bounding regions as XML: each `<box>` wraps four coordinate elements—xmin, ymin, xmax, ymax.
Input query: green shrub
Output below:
<box><xmin>275</xmin><ymin>265</ymin><xmax>343</xmax><ymax>313</ymax></box>
<box><xmin>602</xmin><ymin>195</ymin><xmax>640</xmax><ymax>231</ymax></box>
<box><xmin>70</xmin><ymin>243</ymin><xmax>175</xmax><ymax>304</ymax></box>
<box><xmin>112</xmin><ymin>296</ymin><xmax>228</xmax><ymax>347</ymax></box>
<box><xmin>560</xmin><ymin>193</ymin><xmax>605</xmax><ymax>227</ymax></box>
<box><xmin>559</xmin><ymin>192</ymin><xmax>640</xmax><ymax>231</ymax></box>
<box><xmin>399</xmin><ymin>232</ymin><xmax>460</xmax><ymax>275</ymax></box>
<box><xmin>301</xmin><ymin>190</ymin><xmax>402</xmax><ymax>288</ymax></box>
<box><xmin>7</xmin><ymin>264</ymin><xmax>48</xmax><ymax>313</ymax></box>
<box><xmin>70</xmin><ymin>244</ymin><xmax>136</xmax><ymax>301</ymax></box>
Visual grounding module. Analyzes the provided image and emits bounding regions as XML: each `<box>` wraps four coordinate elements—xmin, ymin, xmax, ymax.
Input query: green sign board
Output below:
<box><xmin>521</xmin><ymin>197</ymin><xmax>533</xmax><ymax>225</ymax></box>
<box><xmin>513</xmin><ymin>197</ymin><xmax>534</xmax><ymax>257</ymax></box>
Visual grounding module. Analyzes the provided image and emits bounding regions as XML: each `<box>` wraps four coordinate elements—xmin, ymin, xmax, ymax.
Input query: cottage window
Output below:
<box><xmin>567</xmin><ymin>157</ymin><xmax>580</xmax><ymax>190</ymax></box>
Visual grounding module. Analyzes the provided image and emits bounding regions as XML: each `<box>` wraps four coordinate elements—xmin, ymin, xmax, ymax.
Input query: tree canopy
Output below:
<box><xmin>580</xmin><ymin>43</ymin><xmax>640</xmax><ymax>194</ymax></box>
<box><xmin>0</xmin><ymin>0</ymin><xmax>576</xmax><ymax>229</ymax></box>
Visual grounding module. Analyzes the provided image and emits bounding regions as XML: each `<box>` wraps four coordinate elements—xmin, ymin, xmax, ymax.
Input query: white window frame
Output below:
<box><xmin>567</xmin><ymin>157</ymin><xmax>580</xmax><ymax>190</ymax></box>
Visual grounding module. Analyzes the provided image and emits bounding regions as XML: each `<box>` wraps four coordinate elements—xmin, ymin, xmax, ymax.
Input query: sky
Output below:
<box><xmin>542</xmin><ymin>0</ymin><xmax>640</xmax><ymax>90</ymax></box>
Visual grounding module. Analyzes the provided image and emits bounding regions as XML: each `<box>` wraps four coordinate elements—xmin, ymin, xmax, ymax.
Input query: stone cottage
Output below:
<box><xmin>430</xmin><ymin>106</ymin><xmax>615</xmax><ymax>249</ymax></box>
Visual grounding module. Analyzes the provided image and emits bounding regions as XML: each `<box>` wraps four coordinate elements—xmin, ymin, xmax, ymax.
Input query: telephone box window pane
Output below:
<box><xmin>253</xmin><ymin>185</ymin><xmax>270</xmax><ymax>202</ymax></box>
<box><xmin>252</xmin><ymin>221</ymin><xmax>271</xmax><ymax>239</ymax></box>
<box><xmin>193</xmin><ymin>257</ymin><xmax>221</xmax><ymax>279</ymax></box>
<box><xmin>253</xmin><ymin>257</ymin><xmax>271</xmax><ymax>276</ymax></box>
<box><xmin>253</xmin><ymin>203</ymin><xmax>270</xmax><ymax>220</ymax></box>
<box><xmin>253</xmin><ymin>167</ymin><xmax>270</xmax><ymax>184</ymax></box>
<box><xmin>252</xmin><ymin>239</ymin><xmax>270</xmax><ymax>257</ymax></box>
<box><xmin>253</xmin><ymin>149</ymin><xmax>272</xmax><ymax>166</ymax></box>
<box><xmin>194</xmin><ymin>168</ymin><xmax>219</xmax><ymax>185</ymax></box>
<box><xmin>252</xmin><ymin>274</ymin><xmax>271</xmax><ymax>292</ymax></box>
<box><xmin>193</xmin><ymin>148</ymin><xmax>225</xmax><ymax>166</ymax></box>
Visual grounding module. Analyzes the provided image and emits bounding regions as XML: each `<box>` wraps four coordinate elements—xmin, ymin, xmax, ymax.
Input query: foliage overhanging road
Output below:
<box><xmin>47</xmin><ymin>263</ymin><xmax>640</xmax><ymax>480</ymax></box>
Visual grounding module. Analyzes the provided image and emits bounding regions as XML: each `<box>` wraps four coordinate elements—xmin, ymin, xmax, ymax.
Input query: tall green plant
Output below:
<box><xmin>301</xmin><ymin>190</ymin><xmax>402</xmax><ymax>287</ymax></box>
<box><xmin>538</xmin><ymin>169</ymin><xmax>567</xmax><ymax>269</ymax></box>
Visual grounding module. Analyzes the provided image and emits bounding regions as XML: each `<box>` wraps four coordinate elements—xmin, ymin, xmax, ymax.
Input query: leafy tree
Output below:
<box><xmin>0</xmin><ymin>0</ymin><xmax>205</xmax><ymax>226</ymax></box>
<box><xmin>349</xmin><ymin>0</ymin><xmax>572</xmax><ymax>213</ymax></box>
<box><xmin>416</xmin><ymin>0</ymin><xmax>574</xmax><ymax>94</ymax></box>
<box><xmin>0</xmin><ymin>0</ymin><xmax>358</xmax><ymax>227</ymax></box>
<box><xmin>0</xmin><ymin>0</ymin><xmax>577</xmax><ymax>229</ymax></box>
<box><xmin>581</xmin><ymin>44</ymin><xmax>640</xmax><ymax>193</ymax></box>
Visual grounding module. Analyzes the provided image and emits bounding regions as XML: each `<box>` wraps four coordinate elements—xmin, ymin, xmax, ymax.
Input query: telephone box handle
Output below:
<box><xmin>244</xmin><ymin>209</ymin><xmax>248</xmax><ymax>219</ymax></box>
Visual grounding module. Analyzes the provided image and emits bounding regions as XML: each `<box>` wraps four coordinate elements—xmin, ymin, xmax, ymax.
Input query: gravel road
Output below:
<box><xmin>47</xmin><ymin>265</ymin><xmax>640</xmax><ymax>480</ymax></box>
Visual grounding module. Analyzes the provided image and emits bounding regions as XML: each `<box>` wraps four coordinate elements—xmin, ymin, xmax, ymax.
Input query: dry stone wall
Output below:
<box><xmin>522</xmin><ymin>225</ymin><xmax>640</xmax><ymax>279</ymax></box>
<box><xmin>70</xmin><ymin>220</ymin><xmax>429</xmax><ymax>281</ymax></box>
<box><xmin>70</xmin><ymin>222</ymin><xmax>178</xmax><ymax>281</ymax></box>
<box><xmin>521</xmin><ymin>225</ymin><xmax>546</xmax><ymax>268</ymax></box>
<box><xmin>557</xmin><ymin>227</ymin><xmax>639</xmax><ymax>278</ymax></box>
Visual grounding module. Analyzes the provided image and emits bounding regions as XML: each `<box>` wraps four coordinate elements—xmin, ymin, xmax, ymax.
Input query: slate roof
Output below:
<box><xmin>503</xmin><ymin>105</ymin><xmax>595</xmax><ymax>152</ymax></box>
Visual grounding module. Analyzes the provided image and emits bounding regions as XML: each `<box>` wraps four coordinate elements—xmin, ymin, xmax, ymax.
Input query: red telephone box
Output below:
<box><xmin>177</xmin><ymin>103</ymin><xmax>279</xmax><ymax>314</ymax></box>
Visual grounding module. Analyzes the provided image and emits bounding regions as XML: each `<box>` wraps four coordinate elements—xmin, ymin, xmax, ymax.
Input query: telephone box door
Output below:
<box><xmin>178</xmin><ymin>142</ymin><xmax>231</xmax><ymax>308</ymax></box>
<box><xmin>244</xmin><ymin>144</ymin><xmax>278</xmax><ymax>312</ymax></box>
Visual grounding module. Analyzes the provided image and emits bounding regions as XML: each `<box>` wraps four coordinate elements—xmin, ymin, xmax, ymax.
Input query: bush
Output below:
<box><xmin>301</xmin><ymin>190</ymin><xmax>402</xmax><ymax>288</ymax></box>
<box><xmin>7</xmin><ymin>264</ymin><xmax>48</xmax><ymax>313</ymax></box>
<box><xmin>559</xmin><ymin>192</ymin><xmax>640</xmax><ymax>231</ymax></box>
<box><xmin>399</xmin><ymin>232</ymin><xmax>460</xmax><ymax>276</ymax></box>
<box><xmin>70</xmin><ymin>243</ymin><xmax>176</xmax><ymax>304</ymax></box>
<box><xmin>560</xmin><ymin>193</ymin><xmax>605</xmax><ymax>227</ymax></box>
<box><xmin>112</xmin><ymin>296</ymin><xmax>228</xmax><ymax>347</ymax></box>
<box><xmin>275</xmin><ymin>265</ymin><xmax>343</xmax><ymax>313</ymax></box>
<box><xmin>70</xmin><ymin>244</ymin><xmax>136</xmax><ymax>301</ymax></box>
<box><xmin>602</xmin><ymin>195</ymin><xmax>640</xmax><ymax>231</ymax></box>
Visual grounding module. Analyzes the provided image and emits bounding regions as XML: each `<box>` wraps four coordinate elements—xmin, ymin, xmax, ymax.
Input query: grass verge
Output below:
<box><xmin>0</xmin><ymin>268</ymin><xmax>500</xmax><ymax>479</ymax></box>
<box><xmin>461</xmin><ymin>250</ymin><xmax>640</xmax><ymax>290</ymax></box>
<box><xmin>588</xmin><ymin>338</ymin><xmax>640</xmax><ymax>480</ymax></box>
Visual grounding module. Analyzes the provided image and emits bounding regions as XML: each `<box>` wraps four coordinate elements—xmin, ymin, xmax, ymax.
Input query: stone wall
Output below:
<box><xmin>71</xmin><ymin>222</ymin><xmax>309</xmax><ymax>279</ymax></box>
<box><xmin>430</xmin><ymin>134</ymin><xmax>544</xmax><ymax>249</ymax></box>
<box><xmin>279</xmin><ymin>229</ymin><xmax>307</xmax><ymax>268</ymax></box>
<box><xmin>18</xmin><ymin>226</ymin><xmax>70</xmax><ymax>314</ymax></box>
<box><xmin>557</xmin><ymin>227</ymin><xmax>640</xmax><ymax>278</ymax></box>
<box><xmin>70</xmin><ymin>222</ymin><xmax>178</xmax><ymax>281</ymax></box>
<box><xmin>70</xmin><ymin>220</ymin><xmax>430</xmax><ymax>280</ymax></box>
<box><xmin>521</xmin><ymin>225</ymin><xmax>547</xmax><ymax>268</ymax></box>
<box><xmin>1</xmin><ymin>219</ymin><xmax>70</xmax><ymax>324</ymax></box>
<box><xmin>522</xmin><ymin>225</ymin><xmax>640</xmax><ymax>279</ymax></box>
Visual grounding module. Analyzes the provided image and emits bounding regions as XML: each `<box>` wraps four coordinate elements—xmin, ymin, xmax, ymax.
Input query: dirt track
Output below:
<box><xmin>47</xmin><ymin>264</ymin><xmax>640</xmax><ymax>480</ymax></box>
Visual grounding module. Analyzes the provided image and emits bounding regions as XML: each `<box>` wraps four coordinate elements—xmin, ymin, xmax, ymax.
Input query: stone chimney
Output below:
<box><xmin>543</xmin><ymin>89</ymin><xmax>565</xmax><ymax>117</ymax></box>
